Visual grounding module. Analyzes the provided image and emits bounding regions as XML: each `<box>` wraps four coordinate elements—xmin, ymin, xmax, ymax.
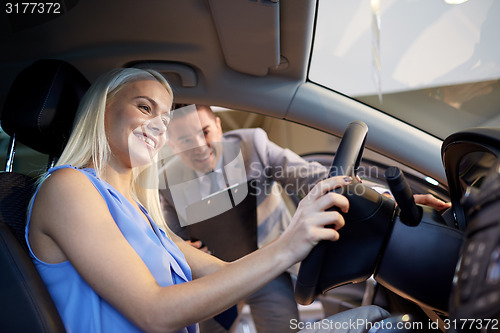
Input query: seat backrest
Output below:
<box><xmin>0</xmin><ymin>59</ymin><xmax>90</xmax><ymax>333</ymax></box>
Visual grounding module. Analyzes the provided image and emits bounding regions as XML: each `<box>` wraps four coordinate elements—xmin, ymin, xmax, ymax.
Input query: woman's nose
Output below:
<box><xmin>147</xmin><ymin>115</ymin><xmax>167</xmax><ymax>134</ymax></box>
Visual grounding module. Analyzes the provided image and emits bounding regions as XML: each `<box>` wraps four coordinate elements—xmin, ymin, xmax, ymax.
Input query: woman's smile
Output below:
<box><xmin>134</xmin><ymin>131</ymin><xmax>158</xmax><ymax>150</ymax></box>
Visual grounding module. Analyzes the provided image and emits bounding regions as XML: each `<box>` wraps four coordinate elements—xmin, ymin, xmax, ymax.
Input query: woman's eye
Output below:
<box><xmin>139</xmin><ymin>105</ymin><xmax>151</xmax><ymax>113</ymax></box>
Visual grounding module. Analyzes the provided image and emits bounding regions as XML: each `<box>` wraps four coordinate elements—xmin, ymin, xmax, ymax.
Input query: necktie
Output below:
<box><xmin>210</xmin><ymin>171</ymin><xmax>220</xmax><ymax>194</ymax></box>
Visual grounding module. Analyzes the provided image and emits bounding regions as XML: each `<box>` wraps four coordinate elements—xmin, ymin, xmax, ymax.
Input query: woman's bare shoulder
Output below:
<box><xmin>32</xmin><ymin>167</ymin><xmax>109</xmax><ymax>226</ymax></box>
<box><xmin>37</xmin><ymin>167</ymin><xmax>95</xmax><ymax>197</ymax></box>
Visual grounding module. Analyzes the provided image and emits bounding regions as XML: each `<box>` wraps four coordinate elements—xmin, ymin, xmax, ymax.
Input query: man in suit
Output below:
<box><xmin>159</xmin><ymin>104</ymin><xmax>328</xmax><ymax>333</ymax></box>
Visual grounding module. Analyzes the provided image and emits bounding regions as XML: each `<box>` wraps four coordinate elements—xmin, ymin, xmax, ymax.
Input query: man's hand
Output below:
<box><xmin>186</xmin><ymin>239</ymin><xmax>212</xmax><ymax>254</ymax></box>
<box><xmin>414</xmin><ymin>194</ymin><xmax>451</xmax><ymax>211</ymax></box>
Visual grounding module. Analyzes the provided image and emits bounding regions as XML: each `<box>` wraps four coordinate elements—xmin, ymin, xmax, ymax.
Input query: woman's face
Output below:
<box><xmin>105</xmin><ymin>79</ymin><xmax>172</xmax><ymax>168</ymax></box>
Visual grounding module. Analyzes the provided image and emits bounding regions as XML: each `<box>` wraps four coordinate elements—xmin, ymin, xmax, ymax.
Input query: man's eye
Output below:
<box><xmin>161</xmin><ymin>116</ymin><xmax>170</xmax><ymax>126</ymax></box>
<box><xmin>180</xmin><ymin>139</ymin><xmax>192</xmax><ymax>146</ymax></box>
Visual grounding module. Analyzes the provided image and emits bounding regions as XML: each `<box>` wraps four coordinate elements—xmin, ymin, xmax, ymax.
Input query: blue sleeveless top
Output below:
<box><xmin>25</xmin><ymin>165</ymin><xmax>198</xmax><ymax>333</ymax></box>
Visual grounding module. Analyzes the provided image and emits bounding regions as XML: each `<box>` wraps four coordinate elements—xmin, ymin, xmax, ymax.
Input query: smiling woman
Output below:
<box><xmin>53</xmin><ymin>68</ymin><xmax>173</xmax><ymax>230</ymax></box>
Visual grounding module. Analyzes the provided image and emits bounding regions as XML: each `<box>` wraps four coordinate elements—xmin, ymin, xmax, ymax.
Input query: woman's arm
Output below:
<box><xmin>29</xmin><ymin>167</ymin><xmax>350</xmax><ymax>332</ymax></box>
<box><xmin>170</xmin><ymin>232</ymin><xmax>226</xmax><ymax>278</ymax></box>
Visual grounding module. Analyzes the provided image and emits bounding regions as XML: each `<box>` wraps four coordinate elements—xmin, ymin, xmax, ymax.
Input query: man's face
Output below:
<box><xmin>168</xmin><ymin>108</ymin><xmax>223</xmax><ymax>173</ymax></box>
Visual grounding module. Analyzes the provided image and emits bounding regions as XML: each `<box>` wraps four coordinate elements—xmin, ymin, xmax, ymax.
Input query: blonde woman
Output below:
<box><xmin>25</xmin><ymin>68</ymin><xmax>389</xmax><ymax>333</ymax></box>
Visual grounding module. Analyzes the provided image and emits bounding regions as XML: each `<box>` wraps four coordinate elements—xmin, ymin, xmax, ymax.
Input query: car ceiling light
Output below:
<box><xmin>425</xmin><ymin>177</ymin><xmax>439</xmax><ymax>186</ymax></box>
<box><xmin>444</xmin><ymin>0</ymin><xmax>469</xmax><ymax>4</ymax></box>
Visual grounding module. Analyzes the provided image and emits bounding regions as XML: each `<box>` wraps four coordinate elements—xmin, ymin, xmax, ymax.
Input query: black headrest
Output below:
<box><xmin>1</xmin><ymin>59</ymin><xmax>90</xmax><ymax>157</ymax></box>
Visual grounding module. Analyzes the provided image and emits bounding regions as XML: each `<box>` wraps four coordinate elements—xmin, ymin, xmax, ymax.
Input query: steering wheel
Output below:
<box><xmin>294</xmin><ymin>121</ymin><xmax>398</xmax><ymax>305</ymax></box>
<box><xmin>294</xmin><ymin>121</ymin><xmax>369</xmax><ymax>305</ymax></box>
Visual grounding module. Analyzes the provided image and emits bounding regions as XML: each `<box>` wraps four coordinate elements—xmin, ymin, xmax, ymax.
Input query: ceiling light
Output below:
<box><xmin>444</xmin><ymin>0</ymin><xmax>469</xmax><ymax>4</ymax></box>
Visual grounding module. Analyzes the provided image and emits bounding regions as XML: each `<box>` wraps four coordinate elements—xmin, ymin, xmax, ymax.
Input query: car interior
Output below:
<box><xmin>1</xmin><ymin>0</ymin><xmax>499</xmax><ymax>332</ymax></box>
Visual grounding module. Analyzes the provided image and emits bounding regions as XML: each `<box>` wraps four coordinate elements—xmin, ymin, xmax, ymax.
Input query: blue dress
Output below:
<box><xmin>25</xmin><ymin>165</ymin><xmax>198</xmax><ymax>333</ymax></box>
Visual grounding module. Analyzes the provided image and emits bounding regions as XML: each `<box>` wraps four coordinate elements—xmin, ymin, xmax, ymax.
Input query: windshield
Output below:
<box><xmin>309</xmin><ymin>0</ymin><xmax>500</xmax><ymax>140</ymax></box>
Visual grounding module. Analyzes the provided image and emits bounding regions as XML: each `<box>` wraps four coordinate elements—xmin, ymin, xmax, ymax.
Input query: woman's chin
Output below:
<box><xmin>129</xmin><ymin>150</ymin><xmax>156</xmax><ymax>168</ymax></box>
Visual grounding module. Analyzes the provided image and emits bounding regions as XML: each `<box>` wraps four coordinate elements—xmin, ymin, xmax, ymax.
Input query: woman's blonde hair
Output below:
<box><xmin>55</xmin><ymin>67</ymin><xmax>173</xmax><ymax>230</ymax></box>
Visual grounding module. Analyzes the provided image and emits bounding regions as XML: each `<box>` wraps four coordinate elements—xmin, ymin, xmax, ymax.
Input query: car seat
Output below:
<box><xmin>0</xmin><ymin>59</ymin><xmax>90</xmax><ymax>332</ymax></box>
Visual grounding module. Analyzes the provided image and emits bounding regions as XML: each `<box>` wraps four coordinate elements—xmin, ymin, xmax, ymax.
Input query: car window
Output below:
<box><xmin>310</xmin><ymin>0</ymin><xmax>500</xmax><ymax>140</ymax></box>
<box><xmin>0</xmin><ymin>126</ymin><xmax>48</xmax><ymax>177</ymax></box>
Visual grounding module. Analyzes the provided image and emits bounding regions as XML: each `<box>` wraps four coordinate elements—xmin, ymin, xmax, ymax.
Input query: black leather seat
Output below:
<box><xmin>0</xmin><ymin>59</ymin><xmax>90</xmax><ymax>332</ymax></box>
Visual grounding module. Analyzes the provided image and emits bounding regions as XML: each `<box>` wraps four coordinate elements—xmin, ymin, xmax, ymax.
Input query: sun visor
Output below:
<box><xmin>208</xmin><ymin>0</ymin><xmax>280</xmax><ymax>76</ymax></box>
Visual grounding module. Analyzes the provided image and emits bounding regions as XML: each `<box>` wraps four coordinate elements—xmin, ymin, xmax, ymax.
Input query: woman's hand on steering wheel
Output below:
<box><xmin>279</xmin><ymin>175</ymin><xmax>352</xmax><ymax>264</ymax></box>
